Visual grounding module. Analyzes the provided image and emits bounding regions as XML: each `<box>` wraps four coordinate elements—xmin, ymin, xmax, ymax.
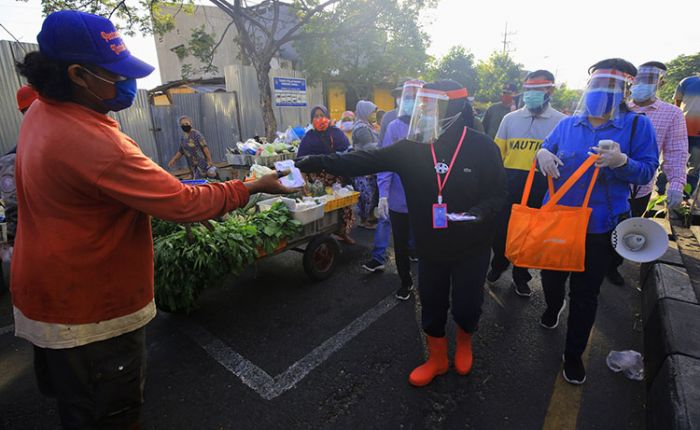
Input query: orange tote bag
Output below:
<box><xmin>505</xmin><ymin>154</ymin><xmax>600</xmax><ymax>272</ymax></box>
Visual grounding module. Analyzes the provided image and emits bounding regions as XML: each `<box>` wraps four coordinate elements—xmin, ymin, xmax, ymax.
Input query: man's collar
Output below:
<box><xmin>523</xmin><ymin>105</ymin><xmax>553</xmax><ymax>118</ymax></box>
<box><xmin>629</xmin><ymin>99</ymin><xmax>660</xmax><ymax>111</ymax></box>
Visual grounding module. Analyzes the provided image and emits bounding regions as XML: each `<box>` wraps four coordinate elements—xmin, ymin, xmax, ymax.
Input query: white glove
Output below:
<box><xmin>667</xmin><ymin>189</ymin><xmax>683</xmax><ymax>209</ymax></box>
<box><xmin>590</xmin><ymin>140</ymin><xmax>628</xmax><ymax>168</ymax></box>
<box><xmin>536</xmin><ymin>149</ymin><xmax>563</xmax><ymax>178</ymax></box>
<box><xmin>377</xmin><ymin>197</ymin><xmax>389</xmax><ymax>219</ymax></box>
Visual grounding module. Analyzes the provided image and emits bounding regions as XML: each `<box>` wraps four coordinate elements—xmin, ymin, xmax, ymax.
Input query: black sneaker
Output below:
<box><xmin>395</xmin><ymin>284</ymin><xmax>414</xmax><ymax>301</ymax></box>
<box><xmin>409</xmin><ymin>251</ymin><xmax>419</xmax><ymax>263</ymax></box>
<box><xmin>486</xmin><ymin>268</ymin><xmax>505</xmax><ymax>284</ymax></box>
<box><xmin>362</xmin><ymin>259</ymin><xmax>385</xmax><ymax>273</ymax></box>
<box><xmin>513</xmin><ymin>280</ymin><xmax>532</xmax><ymax>297</ymax></box>
<box><xmin>562</xmin><ymin>354</ymin><xmax>586</xmax><ymax>385</ymax></box>
<box><xmin>606</xmin><ymin>269</ymin><xmax>625</xmax><ymax>286</ymax></box>
<box><xmin>540</xmin><ymin>300</ymin><xmax>567</xmax><ymax>329</ymax></box>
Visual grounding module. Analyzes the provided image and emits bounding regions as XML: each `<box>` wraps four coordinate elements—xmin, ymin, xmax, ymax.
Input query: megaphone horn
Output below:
<box><xmin>612</xmin><ymin>217</ymin><xmax>669</xmax><ymax>263</ymax></box>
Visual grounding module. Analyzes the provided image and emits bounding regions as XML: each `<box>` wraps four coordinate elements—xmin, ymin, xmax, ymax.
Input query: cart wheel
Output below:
<box><xmin>303</xmin><ymin>235</ymin><xmax>339</xmax><ymax>281</ymax></box>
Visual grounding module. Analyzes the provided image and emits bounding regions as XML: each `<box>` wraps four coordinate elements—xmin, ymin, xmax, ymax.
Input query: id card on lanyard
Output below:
<box><xmin>431</xmin><ymin>127</ymin><xmax>467</xmax><ymax>229</ymax></box>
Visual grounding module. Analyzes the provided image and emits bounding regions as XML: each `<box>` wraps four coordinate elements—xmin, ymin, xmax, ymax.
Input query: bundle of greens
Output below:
<box><xmin>152</xmin><ymin>202</ymin><xmax>301</xmax><ymax>313</ymax></box>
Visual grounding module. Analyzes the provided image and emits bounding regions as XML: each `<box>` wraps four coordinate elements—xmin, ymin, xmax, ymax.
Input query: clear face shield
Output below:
<box><xmin>407</xmin><ymin>88</ymin><xmax>468</xmax><ymax>144</ymax></box>
<box><xmin>397</xmin><ymin>79</ymin><xmax>425</xmax><ymax>118</ymax></box>
<box><xmin>631</xmin><ymin>66</ymin><xmax>665</xmax><ymax>102</ymax></box>
<box><xmin>575</xmin><ymin>68</ymin><xmax>634</xmax><ymax>120</ymax></box>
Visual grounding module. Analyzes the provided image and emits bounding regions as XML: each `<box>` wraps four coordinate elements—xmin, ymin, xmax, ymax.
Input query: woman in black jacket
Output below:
<box><xmin>297</xmin><ymin>80</ymin><xmax>507</xmax><ymax>387</ymax></box>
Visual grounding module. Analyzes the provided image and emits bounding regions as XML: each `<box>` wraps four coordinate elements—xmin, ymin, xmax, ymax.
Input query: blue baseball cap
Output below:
<box><xmin>37</xmin><ymin>10</ymin><xmax>154</xmax><ymax>79</ymax></box>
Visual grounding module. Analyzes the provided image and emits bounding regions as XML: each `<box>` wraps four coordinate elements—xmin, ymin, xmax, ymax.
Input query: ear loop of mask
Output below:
<box><xmin>80</xmin><ymin>67</ymin><xmax>118</xmax><ymax>102</ymax></box>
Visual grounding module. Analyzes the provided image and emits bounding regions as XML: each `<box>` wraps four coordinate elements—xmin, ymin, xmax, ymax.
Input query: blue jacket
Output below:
<box><xmin>541</xmin><ymin>112</ymin><xmax>659</xmax><ymax>233</ymax></box>
<box><xmin>378</xmin><ymin>118</ymin><xmax>409</xmax><ymax>213</ymax></box>
<box><xmin>297</xmin><ymin>126</ymin><xmax>349</xmax><ymax>157</ymax></box>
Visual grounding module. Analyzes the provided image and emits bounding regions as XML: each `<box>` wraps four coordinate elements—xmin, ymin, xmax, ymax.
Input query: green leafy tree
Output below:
<box><xmin>658</xmin><ymin>52</ymin><xmax>700</xmax><ymax>103</ymax></box>
<box><xmin>296</xmin><ymin>1</ymin><xmax>432</xmax><ymax>97</ymax></box>
<box><xmin>429</xmin><ymin>46</ymin><xmax>478</xmax><ymax>94</ymax></box>
<box><xmin>475</xmin><ymin>52</ymin><xmax>525</xmax><ymax>103</ymax></box>
<box><xmin>34</xmin><ymin>0</ymin><xmax>434</xmax><ymax>139</ymax></box>
<box><xmin>550</xmin><ymin>83</ymin><xmax>582</xmax><ymax>114</ymax></box>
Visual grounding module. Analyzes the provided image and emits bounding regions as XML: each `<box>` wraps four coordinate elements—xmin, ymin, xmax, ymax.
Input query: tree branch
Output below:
<box><xmin>204</xmin><ymin>18</ymin><xmax>235</xmax><ymax>72</ymax></box>
<box><xmin>274</xmin><ymin>0</ymin><xmax>342</xmax><ymax>50</ymax></box>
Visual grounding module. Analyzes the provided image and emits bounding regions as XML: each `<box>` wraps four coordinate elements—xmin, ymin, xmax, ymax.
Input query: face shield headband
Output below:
<box><xmin>631</xmin><ymin>66</ymin><xmax>665</xmax><ymax>102</ymax></box>
<box><xmin>407</xmin><ymin>87</ymin><xmax>469</xmax><ymax>144</ymax></box>
<box><xmin>578</xmin><ymin>69</ymin><xmax>634</xmax><ymax>119</ymax></box>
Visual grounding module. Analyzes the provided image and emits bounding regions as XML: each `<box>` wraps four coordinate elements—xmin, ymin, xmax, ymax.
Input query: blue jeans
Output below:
<box><xmin>371</xmin><ymin>213</ymin><xmax>416</xmax><ymax>264</ymax></box>
<box><xmin>371</xmin><ymin>216</ymin><xmax>392</xmax><ymax>264</ymax></box>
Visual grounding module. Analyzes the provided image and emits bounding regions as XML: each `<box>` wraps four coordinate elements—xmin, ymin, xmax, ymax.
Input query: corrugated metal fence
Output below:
<box><xmin>0</xmin><ymin>40</ymin><xmax>35</xmax><ymax>154</ymax></box>
<box><xmin>0</xmin><ymin>41</ymin><xmax>317</xmax><ymax>167</ymax></box>
<box><xmin>150</xmin><ymin>92</ymin><xmax>240</xmax><ymax>168</ymax></box>
<box><xmin>225</xmin><ymin>64</ymin><xmax>323</xmax><ymax>139</ymax></box>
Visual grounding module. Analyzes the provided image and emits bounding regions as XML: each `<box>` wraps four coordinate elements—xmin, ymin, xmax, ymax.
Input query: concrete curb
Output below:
<box><xmin>641</xmin><ymin>248</ymin><xmax>700</xmax><ymax>429</ymax></box>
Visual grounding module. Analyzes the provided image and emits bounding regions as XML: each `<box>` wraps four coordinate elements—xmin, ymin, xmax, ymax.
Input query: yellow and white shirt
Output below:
<box><xmin>494</xmin><ymin>106</ymin><xmax>567</xmax><ymax>172</ymax></box>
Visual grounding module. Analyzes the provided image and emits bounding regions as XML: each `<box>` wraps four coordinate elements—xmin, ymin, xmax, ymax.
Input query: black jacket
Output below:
<box><xmin>296</xmin><ymin>121</ymin><xmax>508</xmax><ymax>262</ymax></box>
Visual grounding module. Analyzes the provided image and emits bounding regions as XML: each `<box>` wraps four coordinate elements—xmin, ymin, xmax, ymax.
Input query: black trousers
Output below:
<box><xmin>610</xmin><ymin>193</ymin><xmax>651</xmax><ymax>270</ymax></box>
<box><xmin>418</xmin><ymin>249</ymin><xmax>491</xmax><ymax>337</ymax></box>
<box><xmin>389</xmin><ymin>210</ymin><xmax>413</xmax><ymax>287</ymax></box>
<box><xmin>33</xmin><ymin>327</ymin><xmax>146</xmax><ymax>430</ymax></box>
<box><xmin>541</xmin><ymin>233</ymin><xmax>614</xmax><ymax>358</ymax></box>
<box><xmin>491</xmin><ymin>173</ymin><xmax>548</xmax><ymax>285</ymax></box>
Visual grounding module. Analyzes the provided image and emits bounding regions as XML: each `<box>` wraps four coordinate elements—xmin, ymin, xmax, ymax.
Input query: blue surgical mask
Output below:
<box><xmin>585</xmin><ymin>90</ymin><xmax>622</xmax><ymax>118</ymax></box>
<box><xmin>400</xmin><ymin>100</ymin><xmax>415</xmax><ymax>116</ymax></box>
<box><xmin>83</xmin><ymin>68</ymin><xmax>137</xmax><ymax>112</ymax></box>
<box><xmin>630</xmin><ymin>84</ymin><xmax>656</xmax><ymax>102</ymax></box>
<box><xmin>523</xmin><ymin>91</ymin><xmax>546</xmax><ymax>110</ymax></box>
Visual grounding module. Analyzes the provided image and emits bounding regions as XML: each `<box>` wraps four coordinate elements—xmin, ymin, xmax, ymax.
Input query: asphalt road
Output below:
<box><xmin>0</xmin><ymin>227</ymin><xmax>645</xmax><ymax>429</ymax></box>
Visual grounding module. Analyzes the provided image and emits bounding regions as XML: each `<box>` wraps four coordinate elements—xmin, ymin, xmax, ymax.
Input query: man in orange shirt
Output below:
<box><xmin>13</xmin><ymin>11</ymin><xmax>290</xmax><ymax>429</ymax></box>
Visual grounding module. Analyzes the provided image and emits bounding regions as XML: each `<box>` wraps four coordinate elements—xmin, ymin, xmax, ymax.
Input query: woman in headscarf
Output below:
<box><xmin>337</xmin><ymin>110</ymin><xmax>355</xmax><ymax>142</ymax></box>
<box><xmin>297</xmin><ymin>105</ymin><xmax>355</xmax><ymax>244</ymax></box>
<box><xmin>352</xmin><ymin>100</ymin><xmax>380</xmax><ymax>229</ymax></box>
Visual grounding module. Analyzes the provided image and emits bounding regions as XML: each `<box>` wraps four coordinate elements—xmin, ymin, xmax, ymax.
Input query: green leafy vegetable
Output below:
<box><xmin>152</xmin><ymin>202</ymin><xmax>301</xmax><ymax>313</ymax></box>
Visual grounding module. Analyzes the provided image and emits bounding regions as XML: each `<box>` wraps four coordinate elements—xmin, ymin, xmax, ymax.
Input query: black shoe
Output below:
<box><xmin>362</xmin><ymin>259</ymin><xmax>385</xmax><ymax>273</ymax></box>
<box><xmin>562</xmin><ymin>354</ymin><xmax>586</xmax><ymax>385</ymax></box>
<box><xmin>540</xmin><ymin>300</ymin><xmax>567</xmax><ymax>329</ymax></box>
<box><xmin>513</xmin><ymin>280</ymin><xmax>532</xmax><ymax>297</ymax></box>
<box><xmin>486</xmin><ymin>268</ymin><xmax>505</xmax><ymax>284</ymax></box>
<box><xmin>607</xmin><ymin>269</ymin><xmax>625</xmax><ymax>286</ymax></box>
<box><xmin>395</xmin><ymin>284</ymin><xmax>414</xmax><ymax>301</ymax></box>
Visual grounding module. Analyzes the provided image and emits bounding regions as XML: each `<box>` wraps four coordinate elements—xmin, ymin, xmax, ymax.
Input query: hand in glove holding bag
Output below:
<box><xmin>667</xmin><ymin>189</ymin><xmax>683</xmax><ymax>209</ymax></box>
<box><xmin>377</xmin><ymin>197</ymin><xmax>389</xmax><ymax>219</ymax></box>
<box><xmin>536</xmin><ymin>149</ymin><xmax>563</xmax><ymax>178</ymax></box>
<box><xmin>589</xmin><ymin>140</ymin><xmax>628</xmax><ymax>168</ymax></box>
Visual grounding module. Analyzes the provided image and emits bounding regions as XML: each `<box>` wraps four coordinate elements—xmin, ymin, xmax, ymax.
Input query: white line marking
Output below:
<box><xmin>169</xmin><ymin>295</ymin><xmax>398</xmax><ymax>400</ymax></box>
<box><xmin>0</xmin><ymin>324</ymin><xmax>14</xmax><ymax>336</ymax></box>
<box><xmin>485</xmin><ymin>285</ymin><xmax>505</xmax><ymax>308</ymax></box>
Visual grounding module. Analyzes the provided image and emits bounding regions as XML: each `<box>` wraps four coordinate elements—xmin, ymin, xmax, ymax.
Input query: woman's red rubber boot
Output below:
<box><xmin>409</xmin><ymin>336</ymin><xmax>449</xmax><ymax>387</ymax></box>
<box><xmin>455</xmin><ymin>328</ymin><xmax>473</xmax><ymax>376</ymax></box>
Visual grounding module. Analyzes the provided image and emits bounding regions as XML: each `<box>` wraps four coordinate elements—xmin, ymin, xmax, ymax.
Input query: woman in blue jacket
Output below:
<box><xmin>535</xmin><ymin>58</ymin><xmax>659</xmax><ymax>385</ymax></box>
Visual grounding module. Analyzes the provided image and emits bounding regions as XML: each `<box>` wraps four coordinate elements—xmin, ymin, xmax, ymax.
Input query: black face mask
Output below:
<box><xmin>181</xmin><ymin>125</ymin><xmax>192</xmax><ymax>133</ymax></box>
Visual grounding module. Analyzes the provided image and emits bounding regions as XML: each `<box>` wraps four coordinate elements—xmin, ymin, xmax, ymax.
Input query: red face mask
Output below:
<box><xmin>501</xmin><ymin>94</ymin><xmax>514</xmax><ymax>105</ymax></box>
<box><xmin>313</xmin><ymin>117</ymin><xmax>330</xmax><ymax>132</ymax></box>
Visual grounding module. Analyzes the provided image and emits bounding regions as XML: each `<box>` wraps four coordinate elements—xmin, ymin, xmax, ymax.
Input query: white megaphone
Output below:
<box><xmin>612</xmin><ymin>217</ymin><xmax>669</xmax><ymax>263</ymax></box>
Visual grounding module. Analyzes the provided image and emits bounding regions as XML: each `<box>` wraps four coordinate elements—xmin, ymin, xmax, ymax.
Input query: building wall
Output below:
<box><xmin>373</xmin><ymin>87</ymin><xmax>395</xmax><ymax>113</ymax></box>
<box><xmin>155</xmin><ymin>5</ymin><xmax>297</xmax><ymax>84</ymax></box>
<box><xmin>327</xmin><ymin>84</ymin><xmax>347</xmax><ymax>121</ymax></box>
<box><xmin>155</xmin><ymin>5</ymin><xmax>240</xmax><ymax>83</ymax></box>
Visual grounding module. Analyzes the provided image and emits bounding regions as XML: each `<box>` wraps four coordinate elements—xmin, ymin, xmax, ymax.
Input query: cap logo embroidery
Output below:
<box><xmin>110</xmin><ymin>43</ymin><xmax>127</xmax><ymax>55</ymax></box>
<box><xmin>101</xmin><ymin>31</ymin><xmax>120</xmax><ymax>42</ymax></box>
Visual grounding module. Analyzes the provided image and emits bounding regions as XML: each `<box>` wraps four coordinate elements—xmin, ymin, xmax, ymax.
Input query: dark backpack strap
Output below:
<box><xmin>629</xmin><ymin>114</ymin><xmax>641</xmax><ymax>200</ymax></box>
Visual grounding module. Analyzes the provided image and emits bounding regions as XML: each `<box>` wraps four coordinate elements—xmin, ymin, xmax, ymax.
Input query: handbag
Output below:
<box><xmin>505</xmin><ymin>154</ymin><xmax>600</xmax><ymax>272</ymax></box>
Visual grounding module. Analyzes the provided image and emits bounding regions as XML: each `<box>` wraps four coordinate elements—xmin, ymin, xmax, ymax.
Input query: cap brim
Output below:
<box><xmin>391</xmin><ymin>87</ymin><xmax>402</xmax><ymax>97</ymax></box>
<box><xmin>97</xmin><ymin>54</ymin><xmax>155</xmax><ymax>79</ymax></box>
